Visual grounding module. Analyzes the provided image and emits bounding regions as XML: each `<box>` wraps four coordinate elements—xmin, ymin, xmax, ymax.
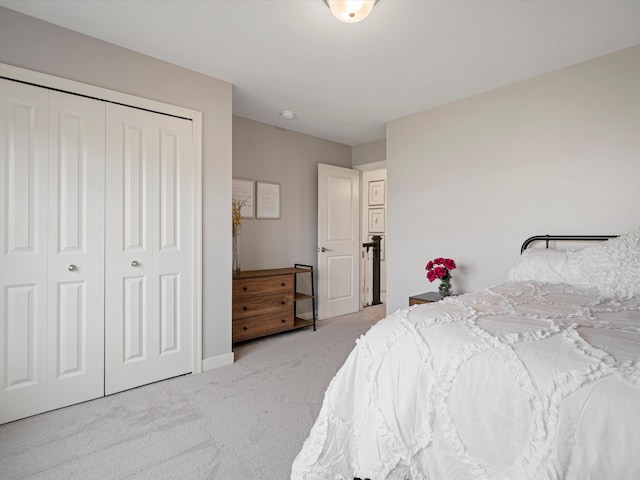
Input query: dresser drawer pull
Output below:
<box><xmin>243</xmin><ymin>306</ymin><xmax>248</xmax><ymax>311</ymax></box>
<box><xmin>281</xmin><ymin>300</ymin><xmax>286</xmax><ymax>305</ymax></box>
<box><xmin>281</xmin><ymin>282</ymin><xmax>286</xmax><ymax>286</ymax></box>
<box><xmin>243</xmin><ymin>326</ymin><xmax>248</xmax><ymax>331</ymax></box>
<box><xmin>281</xmin><ymin>319</ymin><xmax>286</xmax><ymax>323</ymax></box>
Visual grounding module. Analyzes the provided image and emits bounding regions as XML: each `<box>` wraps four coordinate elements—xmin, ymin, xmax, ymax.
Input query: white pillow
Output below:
<box><xmin>506</xmin><ymin>248</ymin><xmax>589</xmax><ymax>287</ymax></box>
<box><xmin>569</xmin><ymin>229</ymin><xmax>640</xmax><ymax>300</ymax></box>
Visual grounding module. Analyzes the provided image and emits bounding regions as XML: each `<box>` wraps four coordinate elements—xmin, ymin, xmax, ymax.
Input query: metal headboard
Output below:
<box><xmin>520</xmin><ymin>235</ymin><xmax>618</xmax><ymax>254</ymax></box>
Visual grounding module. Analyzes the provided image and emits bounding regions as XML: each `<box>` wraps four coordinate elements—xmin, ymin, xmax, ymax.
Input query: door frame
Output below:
<box><xmin>354</xmin><ymin>161</ymin><xmax>387</xmax><ymax>308</ymax></box>
<box><xmin>0</xmin><ymin>62</ymin><xmax>204</xmax><ymax>374</ymax></box>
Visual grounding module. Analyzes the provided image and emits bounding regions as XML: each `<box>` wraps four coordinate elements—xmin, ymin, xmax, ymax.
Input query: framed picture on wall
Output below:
<box><xmin>232</xmin><ymin>178</ymin><xmax>255</xmax><ymax>218</ymax></box>
<box><xmin>368</xmin><ymin>180</ymin><xmax>385</xmax><ymax>206</ymax></box>
<box><xmin>256</xmin><ymin>181</ymin><xmax>281</xmax><ymax>219</ymax></box>
<box><xmin>368</xmin><ymin>208</ymin><xmax>385</xmax><ymax>233</ymax></box>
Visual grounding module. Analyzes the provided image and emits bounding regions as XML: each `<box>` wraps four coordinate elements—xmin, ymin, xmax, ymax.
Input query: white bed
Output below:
<box><xmin>292</xmin><ymin>231</ymin><xmax>640</xmax><ymax>480</ymax></box>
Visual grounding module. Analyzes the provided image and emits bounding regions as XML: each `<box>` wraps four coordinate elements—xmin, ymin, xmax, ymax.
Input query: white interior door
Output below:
<box><xmin>317</xmin><ymin>164</ymin><xmax>360</xmax><ymax>319</ymax></box>
<box><xmin>0</xmin><ymin>80</ymin><xmax>49</xmax><ymax>423</ymax></box>
<box><xmin>105</xmin><ymin>104</ymin><xmax>192</xmax><ymax>395</ymax></box>
<box><xmin>47</xmin><ymin>91</ymin><xmax>105</xmax><ymax>410</ymax></box>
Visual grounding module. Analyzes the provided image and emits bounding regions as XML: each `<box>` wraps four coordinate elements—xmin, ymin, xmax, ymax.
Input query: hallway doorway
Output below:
<box><xmin>359</xmin><ymin>165</ymin><xmax>387</xmax><ymax>307</ymax></box>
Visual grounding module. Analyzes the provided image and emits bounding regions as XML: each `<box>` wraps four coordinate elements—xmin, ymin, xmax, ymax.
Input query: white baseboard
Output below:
<box><xmin>202</xmin><ymin>352</ymin><xmax>234</xmax><ymax>371</ymax></box>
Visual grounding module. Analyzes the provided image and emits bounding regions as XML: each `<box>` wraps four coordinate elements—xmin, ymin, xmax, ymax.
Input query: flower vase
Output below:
<box><xmin>232</xmin><ymin>234</ymin><xmax>240</xmax><ymax>274</ymax></box>
<box><xmin>439</xmin><ymin>274</ymin><xmax>451</xmax><ymax>297</ymax></box>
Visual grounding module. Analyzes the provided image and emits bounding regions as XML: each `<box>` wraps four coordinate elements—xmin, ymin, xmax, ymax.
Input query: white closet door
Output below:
<box><xmin>0</xmin><ymin>80</ymin><xmax>50</xmax><ymax>423</ymax></box>
<box><xmin>105</xmin><ymin>104</ymin><xmax>154</xmax><ymax>394</ymax></box>
<box><xmin>152</xmin><ymin>114</ymin><xmax>192</xmax><ymax>382</ymax></box>
<box><xmin>105</xmin><ymin>105</ymin><xmax>192</xmax><ymax>395</ymax></box>
<box><xmin>47</xmin><ymin>92</ymin><xmax>105</xmax><ymax>409</ymax></box>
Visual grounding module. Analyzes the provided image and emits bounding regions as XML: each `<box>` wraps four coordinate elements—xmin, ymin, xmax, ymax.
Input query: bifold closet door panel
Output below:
<box><xmin>152</xmin><ymin>113</ymin><xmax>193</xmax><ymax>382</ymax></box>
<box><xmin>47</xmin><ymin>91</ymin><xmax>105</xmax><ymax>410</ymax></box>
<box><xmin>105</xmin><ymin>104</ymin><xmax>154</xmax><ymax>394</ymax></box>
<box><xmin>105</xmin><ymin>105</ymin><xmax>192</xmax><ymax>395</ymax></box>
<box><xmin>0</xmin><ymin>80</ymin><xmax>50</xmax><ymax>423</ymax></box>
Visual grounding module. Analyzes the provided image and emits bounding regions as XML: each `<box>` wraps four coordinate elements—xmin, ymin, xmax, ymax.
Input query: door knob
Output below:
<box><xmin>68</xmin><ymin>264</ymin><xmax>77</xmax><ymax>271</ymax></box>
<box><xmin>131</xmin><ymin>260</ymin><xmax>139</xmax><ymax>267</ymax></box>
<box><xmin>320</xmin><ymin>247</ymin><xmax>332</xmax><ymax>253</ymax></box>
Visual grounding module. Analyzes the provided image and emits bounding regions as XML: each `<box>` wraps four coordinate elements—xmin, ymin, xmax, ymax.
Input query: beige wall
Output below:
<box><xmin>0</xmin><ymin>7</ymin><xmax>234</xmax><ymax>364</ymax></box>
<box><xmin>232</xmin><ymin>116</ymin><xmax>352</xmax><ymax>271</ymax></box>
<box><xmin>352</xmin><ymin>138</ymin><xmax>386</xmax><ymax>166</ymax></box>
<box><xmin>387</xmin><ymin>44</ymin><xmax>640</xmax><ymax>313</ymax></box>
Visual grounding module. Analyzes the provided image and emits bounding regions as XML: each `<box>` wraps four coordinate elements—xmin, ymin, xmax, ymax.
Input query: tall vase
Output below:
<box><xmin>232</xmin><ymin>234</ymin><xmax>240</xmax><ymax>274</ymax></box>
<box><xmin>439</xmin><ymin>273</ymin><xmax>451</xmax><ymax>297</ymax></box>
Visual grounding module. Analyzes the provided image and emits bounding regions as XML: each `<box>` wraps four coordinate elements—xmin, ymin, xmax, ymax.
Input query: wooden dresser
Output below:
<box><xmin>232</xmin><ymin>267</ymin><xmax>315</xmax><ymax>343</ymax></box>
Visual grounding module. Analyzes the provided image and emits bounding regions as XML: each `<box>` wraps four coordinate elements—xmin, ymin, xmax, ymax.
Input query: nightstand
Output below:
<box><xmin>409</xmin><ymin>292</ymin><xmax>442</xmax><ymax>306</ymax></box>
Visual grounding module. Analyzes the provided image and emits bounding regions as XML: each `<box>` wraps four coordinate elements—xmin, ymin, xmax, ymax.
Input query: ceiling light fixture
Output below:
<box><xmin>280</xmin><ymin>110</ymin><xmax>295</xmax><ymax>120</ymax></box>
<box><xmin>325</xmin><ymin>0</ymin><xmax>377</xmax><ymax>24</ymax></box>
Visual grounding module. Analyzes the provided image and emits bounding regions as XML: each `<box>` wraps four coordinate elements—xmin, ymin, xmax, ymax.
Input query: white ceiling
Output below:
<box><xmin>2</xmin><ymin>0</ymin><xmax>640</xmax><ymax>146</ymax></box>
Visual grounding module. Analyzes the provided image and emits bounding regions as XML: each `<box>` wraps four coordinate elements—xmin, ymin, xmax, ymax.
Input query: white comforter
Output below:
<box><xmin>292</xmin><ymin>283</ymin><xmax>640</xmax><ymax>480</ymax></box>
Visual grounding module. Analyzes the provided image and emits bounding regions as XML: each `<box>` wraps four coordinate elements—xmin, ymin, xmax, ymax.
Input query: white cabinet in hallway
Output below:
<box><xmin>0</xmin><ymin>77</ymin><xmax>195</xmax><ymax>423</ymax></box>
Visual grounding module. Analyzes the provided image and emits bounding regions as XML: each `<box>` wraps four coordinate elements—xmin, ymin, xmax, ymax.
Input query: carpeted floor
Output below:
<box><xmin>0</xmin><ymin>304</ymin><xmax>386</xmax><ymax>479</ymax></box>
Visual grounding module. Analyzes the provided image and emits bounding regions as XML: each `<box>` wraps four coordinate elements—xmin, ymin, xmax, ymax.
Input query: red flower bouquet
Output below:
<box><xmin>425</xmin><ymin>257</ymin><xmax>456</xmax><ymax>297</ymax></box>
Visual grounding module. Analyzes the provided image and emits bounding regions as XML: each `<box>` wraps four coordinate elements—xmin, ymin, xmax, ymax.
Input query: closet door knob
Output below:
<box><xmin>68</xmin><ymin>264</ymin><xmax>77</xmax><ymax>271</ymax></box>
<box><xmin>131</xmin><ymin>260</ymin><xmax>139</xmax><ymax>267</ymax></box>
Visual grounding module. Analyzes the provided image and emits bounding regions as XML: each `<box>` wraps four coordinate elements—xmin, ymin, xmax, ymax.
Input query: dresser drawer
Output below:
<box><xmin>232</xmin><ymin>311</ymin><xmax>294</xmax><ymax>342</ymax></box>
<box><xmin>233</xmin><ymin>275</ymin><xmax>293</xmax><ymax>300</ymax></box>
<box><xmin>232</xmin><ymin>293</ymin><xmax>293</xmax><ymax>319</ymax></box>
